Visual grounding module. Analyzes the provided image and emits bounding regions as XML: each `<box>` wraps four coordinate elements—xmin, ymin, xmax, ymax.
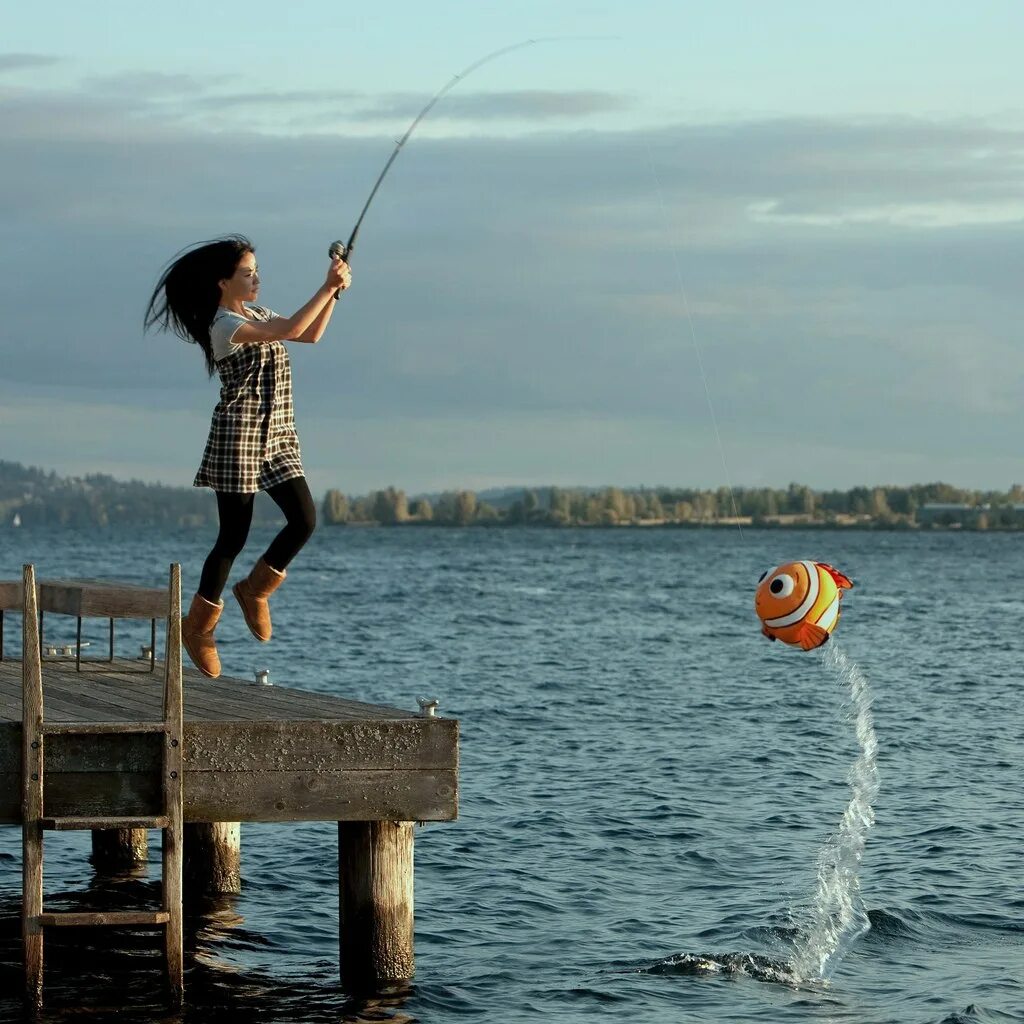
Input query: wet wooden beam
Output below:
<box><xmin>339</xmin><ymin>821</ymin><xmax>414</xmax><ymax>991</ymax></box>
<box><xmin>0</xmin><ymin>767</ymin><xmax>456</xmax><ymax>823</ymax></box>
<box><xmin>21</xmin><ymin>566</ymin><xmax>44</xmax><ymax>1010</ymax></box>
<box><xmin>91</xmin><ymin>828</ymin><xmax>149</xmax><ymax>870</ymax></box>
<box><xmin>161</xmin><ymin>567</ymin><xmax>184</xmax><ymax>1007</ymax></box>
<box><xmin>184</xmin><ymin>822</ymin><xmax>241</xmax><ymax>895</ymax></box>
<box><xmin>36</xmin><ymin>579</ymin><xmax>167</xmax><ymax>619</ymax></box>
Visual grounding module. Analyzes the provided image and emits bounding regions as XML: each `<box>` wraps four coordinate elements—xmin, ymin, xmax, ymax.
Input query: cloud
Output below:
<box><xmin>348</xmin><ymin>89</ymin><xmax>633</xmax><ymax>122</ymax></box>
<box><xmin>82</xmin><ymin>71</ymin><xmax>225</xmax><ymax>98</ymax></box>
<box><xmin>190</xmin><ymin>88</ymin><xmax>360</xmax><ymax>109</ymax></box>
<box><xmin>1</xmin><ymin>83</ymin><xmax>1022</xmax><ymax>489</ymax></box>
<box><xmin>748</xmin><ymin>198</ymin><xmax>1024</xmax><ymax>229</ymax></box>
<box><xmin>160</xmin><ymin>86</ymin><xmax>631</xmax><ymax>133</ymax></box>
<box><xmin>0</xmin><ymin>53</ymin><xmax>60</xmax><ymax>73</ymax></box>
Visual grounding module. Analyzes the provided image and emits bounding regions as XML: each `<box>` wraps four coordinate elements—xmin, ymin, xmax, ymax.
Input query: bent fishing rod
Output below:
<box><xmin>327</xmin><ymin>38</ymin><xmax>546</xmax><ymax>297</ymax></box>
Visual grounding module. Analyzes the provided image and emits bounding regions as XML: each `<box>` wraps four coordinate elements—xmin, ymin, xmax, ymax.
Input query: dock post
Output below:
<box><xmin>21</xmin><ymin>565</ymin><xmax>44</xmax><ymax>1010</ymax></box>
<box><xmin>183</xmin><ymin>823</ymin><xmax>241</xmax><ymax>895</ymax></box>
<box><xmin>338</xmin><ymin>821</ymin><xmax>414</xmax><ymax>990</ymax></box>
<box><xmin>91</xmin><ymin>829</ymin><xmax>149</xmax><ymax>871</ymax></box>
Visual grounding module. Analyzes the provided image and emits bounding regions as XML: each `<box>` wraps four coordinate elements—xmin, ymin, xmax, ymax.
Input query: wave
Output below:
<box><xmin>857</xmin><ymin>906</ymin><xmax>1024</xmax><ymax>945</ymax></box>
<box><xmin>635</xmin><ymin>951</ymin><xmax>801</xmax><ymax>986</ymax></box>
<box><xmin>935</xmin><ymin>1005</ymin><xmax>1023</xmax><ymax>1024</ymax></box>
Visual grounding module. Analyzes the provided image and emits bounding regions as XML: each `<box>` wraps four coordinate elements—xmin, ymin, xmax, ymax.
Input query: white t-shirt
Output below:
<box><xmin>209</xmin><ymin>305</ymin><xmax>281</xmax><ymax>362</ymax></box>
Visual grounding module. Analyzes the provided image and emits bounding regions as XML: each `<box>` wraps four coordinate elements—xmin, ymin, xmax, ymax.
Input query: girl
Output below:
<box><xmin>145</xmin><ymin>236</ymin><xmax>351</xmax><ymax>678</ymax></box>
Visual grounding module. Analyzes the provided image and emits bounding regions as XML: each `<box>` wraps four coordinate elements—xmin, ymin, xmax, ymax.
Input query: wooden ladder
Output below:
<box><xmin>21</xmin><ymin>563</ymin><xmax>184</xmax><ymax>1009</ymax></box>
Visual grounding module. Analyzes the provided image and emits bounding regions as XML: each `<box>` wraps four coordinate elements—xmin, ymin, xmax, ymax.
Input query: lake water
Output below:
<box><xmin>0</xmin><ymin>524</ymin><xmax>1021</xmax><ymax>1023</ymax></box>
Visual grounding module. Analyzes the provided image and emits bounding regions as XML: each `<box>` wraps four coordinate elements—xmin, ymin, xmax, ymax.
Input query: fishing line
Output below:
<box><xmin>644</xmin><ymin>139</ymin><xmax>743</xmax><ymax>537</ymax></box>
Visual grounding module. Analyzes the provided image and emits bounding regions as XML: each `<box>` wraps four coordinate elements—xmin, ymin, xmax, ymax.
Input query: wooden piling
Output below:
<box><xmin>338</xmin><ymin>821</ymin><xmax>414</xmax><ymax>990</ymax></box>
<box><xmin>91</xmin><ymin>828</ymin><xmax>149</xmax><ymax>870</ymax></box>
<box><xmin>183</xmin><ymin>822</ymin><xmax>241</xmax><ymax>895</ymax></box>
<box><xmin>21</xmin><ymin>566</ymin><xmax>43</xmax><ymax>1009</ymax></box>
<box><xmin>162</xmin><ymin>563</ymin><xmax>184</xmax><ymax>1006</ymax></box>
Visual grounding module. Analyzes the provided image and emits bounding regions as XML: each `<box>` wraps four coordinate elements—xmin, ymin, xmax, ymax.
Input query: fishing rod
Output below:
<box><xmin>327</xmin><ymin>38</ymin><xmax>546</xmax><ymax>296</ymax></box>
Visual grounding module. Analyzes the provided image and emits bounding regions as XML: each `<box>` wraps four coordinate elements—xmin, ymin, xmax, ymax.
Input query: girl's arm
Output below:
<box><xmin>232</xmin><ymin>260</ymin><xmax>349</xmax><ymax>344</ymax></box>
<box><xmin>292</xmin><ymin>289</ymin><xmax>340</xmax><ymax>344</ymax></box>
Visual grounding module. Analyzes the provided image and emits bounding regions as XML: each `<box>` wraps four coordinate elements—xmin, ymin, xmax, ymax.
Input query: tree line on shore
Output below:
<box><xmin>0</xmin><ymin>461</ymin><xmax>283</xmax><ymax>528</ymax></box>
<box><xmin>321</xmin><ymin>482</ymin><xmax>1024</xmax><ymax>529</ymax></box>
<box><xmin>4</xmin><ymin>460</ymin><xmax>1023</xmax><ymax>530</ymax></box>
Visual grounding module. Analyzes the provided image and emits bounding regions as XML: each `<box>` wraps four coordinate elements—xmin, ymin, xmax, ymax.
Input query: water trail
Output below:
<box><xmin>789</xmin><ymin>642</ymin><xmax>880</xmax><ymax>982</ymax></box>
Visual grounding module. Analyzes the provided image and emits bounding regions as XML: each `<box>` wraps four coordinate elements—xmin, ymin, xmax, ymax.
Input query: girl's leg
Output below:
<box><xmin>232</xmin><ymin>477</ymin><xmax>315</xmax><ymax>642</ymax></box>
<box><xmin>262</xmin><ymin>476</ymin><xmax>317</xmax><ymax>571</ymax></box>
<box><xmin>198</xmin><ymin>491</ymin><xmax>256</xmax><ymax>601</ymax></box>
<box><xmin>184</xmin><ymin>492</ymin><xmax>254</xmax><ymax>678</ymax></box>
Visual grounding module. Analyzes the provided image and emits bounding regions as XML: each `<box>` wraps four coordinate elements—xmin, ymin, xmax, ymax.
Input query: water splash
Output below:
<box><xmin>789</xmin><ymin>642</ymin><xmax>880</xmax><ymax>982</ymax></box>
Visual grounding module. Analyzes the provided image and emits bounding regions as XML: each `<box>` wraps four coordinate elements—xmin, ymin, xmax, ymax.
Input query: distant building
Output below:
<box><xmin>916</xmin><ymin>502</ymin><xmax>990</xmax><ymax>527</ymax></box>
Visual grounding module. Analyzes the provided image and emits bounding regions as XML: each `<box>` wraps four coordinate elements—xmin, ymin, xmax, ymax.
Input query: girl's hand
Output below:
<box><xmin>326</xmin><ymin>258</ymin><xmax>352</xmax><ymax>292</ymax></box>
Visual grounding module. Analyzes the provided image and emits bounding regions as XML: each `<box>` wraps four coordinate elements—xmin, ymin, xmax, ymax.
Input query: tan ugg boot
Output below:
<box><xmin>232</xmin><ymin>558</ymin><xmax>286</xmax><ymax>642</ymax></box>
<box><xmin>181</xmin><ymin>593</ymin><xmax>223</xmax><ymax>679</ymax></box>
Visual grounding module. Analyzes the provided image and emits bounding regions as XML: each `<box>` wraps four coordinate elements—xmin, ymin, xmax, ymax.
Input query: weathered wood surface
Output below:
<box><xmin>0</xmin><ymin>659</ymin><xmax>459</xmax><ymax>825</ymax></box>
<box><xmin>34</xmin><ymin>579</ymin><xmax>168</xmax><ymax>619</ymax></box>
<box><xmin>91</xmin><ymin>828</ymin><xmax>150</xmax><ymax>869</ymax></box>
<box><xmin>38</xmin><ymin>911</ymin><xmax>169</xmax><ymax>928</ymax></box>
<box><xmin>43</xmin><ymin>815</ymin><xmax>167</xmax><ymax>830</ymax></box>
<box><xmin>0</xmin><ymin>580</ymin><xmax>22</xmax><ymax>609</ymax></box>
<box><xmin>339</xmin><ymin>821</ymin><xmax>415</xmax><ymax>988</ymax></box>
<box><xmin>43</xmin><ymin>721</ymin><xmax>168</xmax><ymax>734</ymax></box>
<box><xmin>162</xmin><ymin>564</ymin><xmax>184</xmax><ymax>1006</ymax></box>
<box><xmin>184</xmin><ymin>822</ymin><xmax>241</xmax><ymax>895</ymax></box>
<box><xmin>21</xmin><ymin>567</ymin><xmax>44</xmax><ymax>1008</ymax></box>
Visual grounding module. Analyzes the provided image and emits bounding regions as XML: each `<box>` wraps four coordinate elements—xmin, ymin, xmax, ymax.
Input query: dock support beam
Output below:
<box><xmin>91</xmin><ymin>829</ymin><xmax>149</xmax><ymax>871</ymax></box>
<box><xmin>338</xmin><ymin>821</ymin><xmax>414</xmax><ymax>991</ymax></box>
<box><xmin>184</xmin><ymin>823</ymin><xmax>241</xmax><ymax>895</ymax></box>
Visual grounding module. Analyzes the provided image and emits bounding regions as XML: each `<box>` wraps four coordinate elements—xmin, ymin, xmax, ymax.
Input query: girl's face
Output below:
<box><xmin>219</xmin><ymin>251</ymin><xmax>259</xmax><ymax>305</ymax></box>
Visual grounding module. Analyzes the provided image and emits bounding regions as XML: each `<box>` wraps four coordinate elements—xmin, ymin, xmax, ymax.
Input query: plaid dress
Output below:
<box><xmin>193</xmin><ymin>306</ymin><xmax>305</xmax><ymax>494</ymax></box>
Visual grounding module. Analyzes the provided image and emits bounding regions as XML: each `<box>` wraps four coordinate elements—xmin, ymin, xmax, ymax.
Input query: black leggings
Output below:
<box><xmin>198</xmin><ymin>477</ymin><xmax>317</xmax><ymax>602</ymax></box>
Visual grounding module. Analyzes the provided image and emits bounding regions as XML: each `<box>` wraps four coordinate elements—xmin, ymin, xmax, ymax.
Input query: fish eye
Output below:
<box><xmin>769</xmin><ymin>574</ymin><xmax>795</xmax><ymax>597</ymax></box>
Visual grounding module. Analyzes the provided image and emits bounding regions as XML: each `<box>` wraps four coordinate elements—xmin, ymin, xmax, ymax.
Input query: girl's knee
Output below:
<box><xmin>296</xmin><ymin>513</ymin><xmax>316</xmax><ymax>546</ymax></box>
<box><xmin>215</xmin><ymin>538</ymin><xmax>247</xmax><ymax>562</ymax></box>
<box><xmin>292</xmin><ymin>499</ymin><xmax>316</xmax><ymax>540</ymax></box>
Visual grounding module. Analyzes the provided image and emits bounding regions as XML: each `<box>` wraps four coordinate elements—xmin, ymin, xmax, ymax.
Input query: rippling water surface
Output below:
<box><xmin>0</xmin><ymin>525</ymin><xmax>1021</xmax><ymax>1022</ymax></box>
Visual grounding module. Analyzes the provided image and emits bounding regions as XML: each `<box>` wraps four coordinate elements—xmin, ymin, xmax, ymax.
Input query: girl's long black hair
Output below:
<box><xmin>144</xmin><ymin>235</ymin><xmax>254</xmax><ymax>376</ymax></box>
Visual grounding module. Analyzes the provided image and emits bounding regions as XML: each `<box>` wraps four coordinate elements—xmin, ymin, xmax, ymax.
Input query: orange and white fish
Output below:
<box><xmin>755</xmin><ymin>560</ymin><xmax>854</xmax><ymax>651</ymax></box>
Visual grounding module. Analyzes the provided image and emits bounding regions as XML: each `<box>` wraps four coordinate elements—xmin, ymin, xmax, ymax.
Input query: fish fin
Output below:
<box><xmin>797</xmin><ymin>622</ymin><xmax>830</xmax><ymax>651</ymax></box>
<box><xmin>819</xmin><ymin>563</ymin><xmax>854</xmax><ymax>589</ymax></box>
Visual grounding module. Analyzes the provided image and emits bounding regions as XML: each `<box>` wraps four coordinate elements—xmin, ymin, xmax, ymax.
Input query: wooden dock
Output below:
<box><xmin>0</xmin><ymin>570</ymin><xmax>459</xmax><ymax>1004</ymax></box>
<box><xmin>0</xmin><ymin>658</ymin><xmax>458</xmax><ymax>825</ymax></box>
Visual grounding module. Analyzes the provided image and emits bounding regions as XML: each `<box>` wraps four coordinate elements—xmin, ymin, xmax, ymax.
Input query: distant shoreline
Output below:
<box><xmin>326</xmin><ymin>516</ymin><xmax>1010</xmax><ymax>532</ymax></box>
<box><xmin>4</xmin><ymin>460</ymin><xmax>1022</xmax><ymax>531</ymax></box>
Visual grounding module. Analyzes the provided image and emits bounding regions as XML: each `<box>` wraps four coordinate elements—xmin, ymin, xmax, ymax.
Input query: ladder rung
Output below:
<box><xmin>41</xmin><ymin>722</ymin><xmax>167</xmax><ymax>735</ymax></box>
<box><xmin>39</xmin><ymin>911</ymin><xmax>170</xmax><ymax>928</ymax></box>
<box><xmin>41</xmin><ymin>815</ymin><xmax>169</xmax><ymax>831</ymax></box>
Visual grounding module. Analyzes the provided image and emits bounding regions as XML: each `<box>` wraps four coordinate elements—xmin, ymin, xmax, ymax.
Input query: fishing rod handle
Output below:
<box><xmin>328</xmin><ymin>240</ymin><xmax>350</xmax><ymax>300</ymax></box>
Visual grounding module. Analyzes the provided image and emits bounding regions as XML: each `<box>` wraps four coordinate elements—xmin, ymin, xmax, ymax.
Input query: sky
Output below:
<box><xmin>2</xmin><ymin>1</ymin><xmax>1023</xmax><ymax>496</ymax></box>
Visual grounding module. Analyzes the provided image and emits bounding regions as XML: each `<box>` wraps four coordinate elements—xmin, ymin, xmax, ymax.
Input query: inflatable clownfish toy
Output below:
<box><xmin>755</xmin><ymin>560</ymin><xmax>854</xmax><ymax>651</ymax></box>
